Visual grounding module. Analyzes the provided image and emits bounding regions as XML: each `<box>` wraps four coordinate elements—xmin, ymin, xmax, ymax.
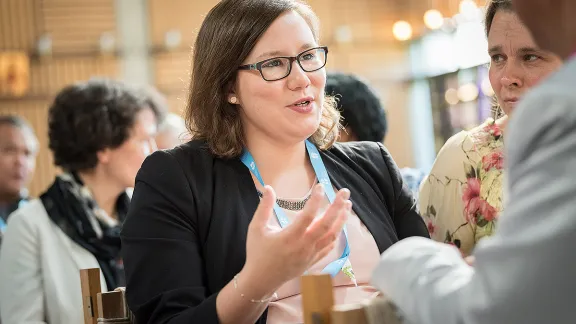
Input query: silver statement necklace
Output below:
<box><xmin>256</xmin><ymin>179</ymin><xmax>317</xmax><ymax>211</ymax></box>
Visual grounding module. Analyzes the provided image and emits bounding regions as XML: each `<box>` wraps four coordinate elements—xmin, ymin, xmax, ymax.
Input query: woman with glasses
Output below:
<box><xmin>120</xmin><ymin>1</ymin><xmax>429</xmax><ymax>323</ymax></box>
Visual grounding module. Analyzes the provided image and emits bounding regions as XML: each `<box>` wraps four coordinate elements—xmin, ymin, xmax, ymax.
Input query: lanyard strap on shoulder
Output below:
<box><xmin>0</xmin><ymin>217</ymin><xmax>6</xmax><ymax>232</ymax></box>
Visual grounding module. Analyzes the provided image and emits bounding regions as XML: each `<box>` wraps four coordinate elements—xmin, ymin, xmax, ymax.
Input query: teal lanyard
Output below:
<box><xmin>239</xmin><ymin>140</ymin><xmax>350</xmax><ymax>277</ymax></box>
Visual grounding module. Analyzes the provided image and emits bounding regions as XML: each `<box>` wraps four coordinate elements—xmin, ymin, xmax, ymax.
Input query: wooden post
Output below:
<box><xmin>301</xmin><ymin>274</ymin><xmax>335</xmax><ymax>324</ymax></box>
<box><xmin>80</xmin><ymin>268</ymin><xmax>102</xmax><ymax>324</ymax></box>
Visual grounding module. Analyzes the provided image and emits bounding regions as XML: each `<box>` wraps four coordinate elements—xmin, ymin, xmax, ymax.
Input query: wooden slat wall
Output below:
<box><xmin>0</xmin><ymin>0</ymin><xmax>40</xmax><ymax>51</ymax></box>
<box><xmin>41</xmin><ymin>0</ymin><xmax>117</xmax><ymax>54</ymax></box>
<box><xmin>0</xmin><ymin>0</ymin><xmax>118</xmax><ymax>197</ymax></box>
<box><xmin>28</xmin><ymin>57</ymin><xmax>118</xmax><ymax>97</ymax></box>
<box><xmin>147</xmin><ymin>0</ymin><xmax>218</xmax><ymax>115</ymax></box>
<box><xmin>148</xmin><ymin>0</ymin><xmax>218</xmax><ymax>48</ymax></box>
<box><xmin>154</xmin><ymin>52</ymin><xmax>190</xmax><ymax>91</ymax></box>
<box><xmin>153</xmin><ymin>51</ymin><xmax>191</xmax><ymax>114</ymax></box>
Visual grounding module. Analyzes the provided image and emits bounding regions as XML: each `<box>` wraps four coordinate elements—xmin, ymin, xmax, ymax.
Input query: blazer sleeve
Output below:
<box><xmin>0</xmin><ymin>210</ymin><xmax>47</xmax><ymax>324</ymax></box>
<box><xmin>120</xmin><ymin>150</ymin><xmax>219</xmax><ymax>324</ymax></box>
<box><xmin>378</xmin><ymin>143</ymin><xmax>430</xmax><ymax>239</ymax></box>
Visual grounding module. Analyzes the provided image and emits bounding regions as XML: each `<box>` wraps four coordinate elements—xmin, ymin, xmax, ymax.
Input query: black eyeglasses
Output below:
<box><xmin>238</xmin><ymin>46</ymin><xmax>328</xmax><ymax>81</ymax></box>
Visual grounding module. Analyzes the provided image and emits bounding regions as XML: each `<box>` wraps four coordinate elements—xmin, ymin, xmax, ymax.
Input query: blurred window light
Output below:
<box><xmin>445</xmin><ymin>88</ymin><xmax>460</xmax><ymax>105</ymax></box>
<box><xmin>454</xmin><ymin>21</ymin><xmax>490</xmax><ymax>69</ymax></box>
<box><xmin>424</xmin><ymin>9</ymin><xmax>444</xmax><ymax>30</ymax></box>
<box><xmin>481</xmin><ymin>77</ymin><xmax>494</xmax><ymax>96</ymax></box>
<box><xmin>459</xmin><ymin>0</ymin><xmax>481</xmax><ymax>22</ymax></box>
<box><xmin>335</xmin><ymin>25</ymin><xmax>353</xmax><ymax>44</ymax></box>
<box><xmin>393</xmin><ymin>21</ymin><xmax>413</xmax><ymax>41</ymax></box>
<box><xmin>458</xmin><ymin>83</ymin><xmax>479</xmax><ymax>102</ymax></box>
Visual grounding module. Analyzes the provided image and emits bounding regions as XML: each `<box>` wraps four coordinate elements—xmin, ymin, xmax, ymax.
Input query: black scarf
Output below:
<box><xmin>40</xmin><ymin>173</ymin><xmax>129</xmax><ymax>290</ymax></box>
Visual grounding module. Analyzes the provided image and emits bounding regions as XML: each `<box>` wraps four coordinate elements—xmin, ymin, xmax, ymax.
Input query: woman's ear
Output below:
<box><xmin>96</xmin><ymin>149</ymin><xmax>111</xmax><ymax>165</ymax></box>
<box><xmin>228</xmin><ymin>94</ymin><xmax>239</xmax><ymax>104</ymax></box>
<box><xmin>227</xmin><ymin>82</ymin><xmax>240</xmax><ymax>105</ymax></box>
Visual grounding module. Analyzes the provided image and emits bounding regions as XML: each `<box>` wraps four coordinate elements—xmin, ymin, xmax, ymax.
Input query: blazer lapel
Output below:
<box><xmin>320</xmin><ymin>150</ymin><xmax>397</xmax><ymax>253</ymax></box>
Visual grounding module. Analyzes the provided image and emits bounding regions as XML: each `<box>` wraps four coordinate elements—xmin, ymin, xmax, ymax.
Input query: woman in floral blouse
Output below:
<box><xmin>419</xmin><ymin>0</ymin><xmax>562</xmax><ymax>256</ymax></box>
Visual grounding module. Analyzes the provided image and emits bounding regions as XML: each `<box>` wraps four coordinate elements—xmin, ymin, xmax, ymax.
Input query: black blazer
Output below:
<box><xmin>121</xmin><ymin>140</ymin><xmax>429</xmax><ymax>324</ymax></box>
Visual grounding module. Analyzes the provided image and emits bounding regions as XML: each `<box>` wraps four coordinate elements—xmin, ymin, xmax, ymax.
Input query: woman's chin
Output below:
<box><xmin>300</xmin><ymin>120</ymin><xmax>322</xmax><ymax>138</ymax></box>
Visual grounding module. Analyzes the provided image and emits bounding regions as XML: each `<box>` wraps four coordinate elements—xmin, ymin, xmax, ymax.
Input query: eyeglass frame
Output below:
<box><xmin>238</xmin><ymin>46</ymin><xmax>329</xmax><ymax>81</ymax></box>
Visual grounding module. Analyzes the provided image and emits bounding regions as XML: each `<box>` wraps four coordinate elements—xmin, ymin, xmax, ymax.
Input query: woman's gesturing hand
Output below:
<box><xmin>242</xmin><ymin>184</ymin><xmax>351</xmax><ymax>295</ymax></box>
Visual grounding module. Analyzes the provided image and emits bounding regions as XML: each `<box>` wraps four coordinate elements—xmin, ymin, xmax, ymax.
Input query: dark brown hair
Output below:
<box><xmin>485</xmin><ymin>0</ymin><xmax>513</xmax><ymax>36</ymax></box>
<box><xmin>185</xmin><ymin>0</ymin><xmax>340</xmax><ymax>158</ymax></box>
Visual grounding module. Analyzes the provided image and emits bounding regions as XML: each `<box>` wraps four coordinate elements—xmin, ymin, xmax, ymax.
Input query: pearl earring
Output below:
<box><xmin>230</xmin><ymin>97</ymin><xmax>237</xmax><ymax>104</ymax></box>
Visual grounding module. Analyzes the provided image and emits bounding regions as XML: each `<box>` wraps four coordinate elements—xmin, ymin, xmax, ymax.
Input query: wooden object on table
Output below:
<box><xmin>362</xmin><ymin>295</ymin><xmax>403</xmax><ymax>324</ymax></box>
<box><xmin>331</xmin><ymin>303</ymin><xmax>368</xmax><ymax>324</ymax></box>
<box><xmin>332</xmin><ymin>295</ymin><xmax>403</xmax><ymax>324</ymax></box>
<box><xmin>301</xmin><ymin>274</ymin><xmax>335</xmax><ymax>324</ymax></box>
<box><xmin>80</xmin><ymin>268</ymin><xmax>102</xmax><ymax>324</ymax></box>
<box><xmin>97</xmin><ymin>288</ymin><xmax>133</xmax><ymax>323</ymax></box>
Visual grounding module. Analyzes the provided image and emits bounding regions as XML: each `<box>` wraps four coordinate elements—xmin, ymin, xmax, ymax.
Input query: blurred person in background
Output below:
<box><xmin>138</xmin><ymin>86</ymin><xmax>188</xmax><ymax>150</ymax></box>
<box><xmin>325</xmin><ymin>72</ymin><xmax>388</xmax><ymax>143</ymax></box>
<box><xmin>0</xmin><ymin>116</ymin><xmax>38</xmax><ymax>238</ymax></box>
<box><xmin>326</xmin><ymin>71</ymin><xmax>426</xmax><ymax>200</ymax></box>
<box><xmin>0</xmin><ymin>78</ymin><xmax>163</xmax><ymax>324</ymax></box>
<box><xmin>139</xmin><ymin>84</ymin><xmax>168</xmax><ymax>131</ymax></box>
<box><xmin>155</xmin><ymin>113</ymin><xmax>190</xmax><ymax>150</ymax></box>
<box><xmin>418</xmin><ymin>0</ymin><xmax>562</xmax><ymax>255</ymax></box>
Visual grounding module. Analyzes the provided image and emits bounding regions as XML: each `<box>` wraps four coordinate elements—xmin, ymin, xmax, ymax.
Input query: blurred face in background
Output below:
<box><xmin>155</xmin><ymin>113</ymin><xmax>189</xmax><ymax>150</ymax></box>
<box><xmin>98</xmin><ymin>108</ymin><xmax>158</xmax><ymax>189</ymax></box>
<box><xmin>155</xmin><ymin>129</ymin><xmax>180</xmax><ymax>150</ymax></box>
<box><xmin>488</xmin><ymin>10</ymin><xmax>562</xmax><ymax>116</ymax></box>
<box><xmin>0</xmin><ymin>124</ymin><xmax>38</xmax><ymax>201</ymax></box>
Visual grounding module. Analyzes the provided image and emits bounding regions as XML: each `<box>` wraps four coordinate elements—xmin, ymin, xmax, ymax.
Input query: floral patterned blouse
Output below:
<box><xmin>419</xmin><ymin>118</ymin><xmax>505</xmax><ymax>256</ymax></box>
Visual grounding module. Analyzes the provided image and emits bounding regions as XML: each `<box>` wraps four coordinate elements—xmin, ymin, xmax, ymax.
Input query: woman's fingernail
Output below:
<box><xmin>340</xmin><ymin>188</ymin><xmax>350</xmax><ymax>200</ymax></box>
<box><xmin>262</xmin><ymin>185</ymin><xmax>270</xmax><ymax>197</ymax></box>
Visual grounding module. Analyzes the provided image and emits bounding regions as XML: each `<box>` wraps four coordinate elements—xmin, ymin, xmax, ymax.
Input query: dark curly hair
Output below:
<box><xmin>325</xmin><ymin>72</ymin><xmax>387</xmax><ymax>142</ymax></box>
<box><xmin>48</xmin><ymin>78</ymin><xmax>153</xmax><ymax>172</ymax></box>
